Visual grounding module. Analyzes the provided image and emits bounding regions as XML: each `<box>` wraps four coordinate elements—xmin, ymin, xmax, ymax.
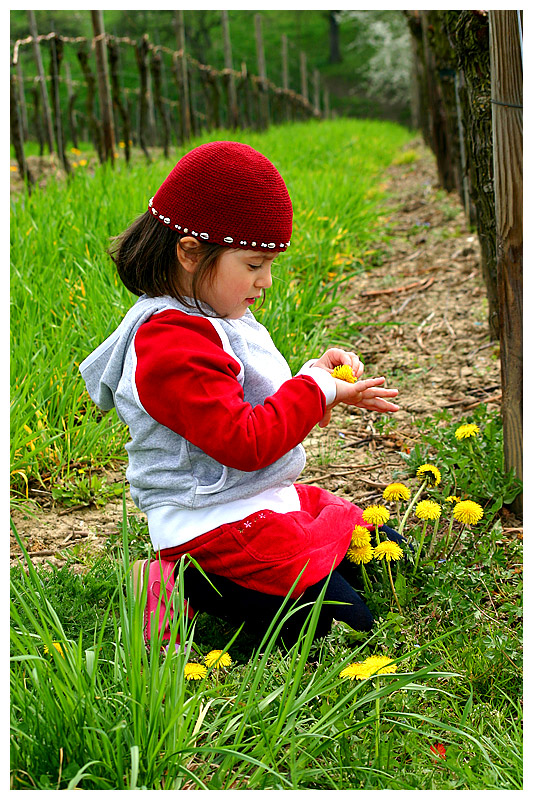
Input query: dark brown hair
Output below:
<box><xmin>108</xmin><ymin>211</ymin><xmax>228</xmax><ymax>313</ymax></box>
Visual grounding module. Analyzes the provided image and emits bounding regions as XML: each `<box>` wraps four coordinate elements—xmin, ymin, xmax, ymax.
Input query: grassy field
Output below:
<box><xmin>10</xmin><ymin>117</ymin><xmax>412</xmax><ymax>504</ymax></box>
<box><xmin>10</xmin><ymin>118</ymin><xmax>522</xmax><ymax>789</ymax></box>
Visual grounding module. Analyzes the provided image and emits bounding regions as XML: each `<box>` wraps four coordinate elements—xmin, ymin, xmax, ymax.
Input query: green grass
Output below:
<box><xmin>10</xmin><ymin>465</ymin><xmax>522</xmax><ymax>789</ymax></box>
<box><xmin>10</xmin><ymin>118</ymin><xmax>521</xmax><ymax>789</ymax></box>
<box><xmin>10</xmin><ymin>117</ymin><xmax>412</xmax><ymax>503</ymax></box>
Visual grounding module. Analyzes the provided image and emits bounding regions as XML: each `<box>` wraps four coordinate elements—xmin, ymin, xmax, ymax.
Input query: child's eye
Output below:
<box><xmin>248</xmin><ymin>264</ymin><xmax>262</xmax><ymax>270</ymax></box>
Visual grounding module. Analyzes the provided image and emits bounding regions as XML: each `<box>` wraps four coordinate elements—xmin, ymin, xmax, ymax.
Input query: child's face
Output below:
<box><xmin>201</xmin><ymin>248</ymin><xmax>279</xmax><ymax>319</ymax></box>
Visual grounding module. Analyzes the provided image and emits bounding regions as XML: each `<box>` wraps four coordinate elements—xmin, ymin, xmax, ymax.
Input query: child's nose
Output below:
<box><xmin>255</xmin><ymin>264</ymin><xmax>273</xmax><ymax>289</ymax></box>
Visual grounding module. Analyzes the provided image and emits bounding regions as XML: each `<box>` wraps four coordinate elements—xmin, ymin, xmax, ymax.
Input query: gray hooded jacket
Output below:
<box><xmin>79</xmin><ymin>295</ymin><xmax>310</xmax><ymax>515</ymax></box>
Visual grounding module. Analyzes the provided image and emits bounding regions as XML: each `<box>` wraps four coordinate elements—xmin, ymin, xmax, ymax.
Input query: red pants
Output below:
<box><xmin>159</xmin><ymin>484</ymin><xmax>370</xmax><ymax>597</ymax></box>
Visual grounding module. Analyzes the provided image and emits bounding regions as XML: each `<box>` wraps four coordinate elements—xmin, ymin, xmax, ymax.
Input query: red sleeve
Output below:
<box><xmin>134</xmin><ymin>310</ymin><xmax>327</xmax><ymax>471</ymax></box>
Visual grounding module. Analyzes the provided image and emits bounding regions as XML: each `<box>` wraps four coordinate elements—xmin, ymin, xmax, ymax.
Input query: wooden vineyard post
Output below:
<box><xmin>151</xmin><ymin>49</ymin><xmax>170</xmax><ymax>157</ymax></box>
<box><xmin>15</xmin><ymin>57</ymin><xmax>28</xmax><ymax>141</ymax></box>
<box><xmin>49</xmin><ymin>34</ymin><xmax>70</xmax><ymax>174</ymax></box>
<box><xmin>281</xmin><ymin>34</ymin><xmax>291</xmax><ymax>122</ymax></box>
<box><xmin>107</xmin><ymin>38</ymin><xmax>131</xmax><ymax>163</ymax></box>
<box><xmin>254</xmin><ymin>14</ymin><xmax>269</xmax><ymax>130</ymax></box>
<box><xmin>313</xmin><ymin>68</ymin><xmax>320</xmax><ymax>117</ymax></box>
<box><xmin>65</xmin><ymin>62</ymin><xmax>79</xmax><ymax>150</ymax></box>
<box><xmin>77</xmin><ymin>45</ymin><xmax>104</xmax><ymax>163</ymax></box>
<box><xmin>221</xmin><ymin>10</ymin><xmax>238</xmax><ymax>129</ymax></box>
<box><xmin>173</xmin><ymin>10</ymin><xmax>191</xmax><ymax>142</ymax></box>
<box><xmin>489</xmin><ymin>10</ymin><xmax>523</xmax><ymax>516</ymax></box>
<box><xmin>91</xmin><ymin>10</ymin><xmax>115</xmax><ymax>165</ymax></box>
<box><xmin>10</xmin><ymin>69</ymin><xmax>34</xmax><ymax>187</ymax></box>
<box><xmin>27</xmin><ymin>10</ymin><xmax>55</xmax><ymax>154</ymax></box>
<box><xmin>135</xmin><ymin>35</ymin><xmax>152</xmax><ymax>161</ymax></box>
<box><xmin>300</xmin><ymin>52</ymin><xmax>308</xmax><ymax>105</ymax></box>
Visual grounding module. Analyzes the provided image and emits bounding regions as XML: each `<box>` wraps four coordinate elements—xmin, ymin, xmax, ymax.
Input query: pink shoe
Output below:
<box><xmin>132</xmin><ymin>558</ymin><xmax>194</xmax><ymax>650</ymax></box>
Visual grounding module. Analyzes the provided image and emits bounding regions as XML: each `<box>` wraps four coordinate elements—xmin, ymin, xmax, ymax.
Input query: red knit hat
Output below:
<box><xmin>148</xmin><ymin>141</ymin><xmax>292</xmax><ymax>251</ymax></box>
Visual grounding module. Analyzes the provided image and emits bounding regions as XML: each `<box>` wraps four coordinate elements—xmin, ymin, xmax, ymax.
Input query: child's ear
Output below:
<box><xmin>177</xmin><ymin>236</ymin><xmax>201</xmax><ymax>274</ymax></box>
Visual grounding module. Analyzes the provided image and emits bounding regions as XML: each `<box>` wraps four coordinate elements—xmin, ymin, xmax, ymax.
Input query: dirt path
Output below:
<box><xmin>10</xmin><ymin>139</ymin><xmax>502</xmax><ymax>570</ymax></box>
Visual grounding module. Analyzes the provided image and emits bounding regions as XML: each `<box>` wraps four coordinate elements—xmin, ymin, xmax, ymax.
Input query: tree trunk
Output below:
<box><xmin>328</xmin><ymin>11</ymin><xmax>342</xmax><ymax>64</ymax></box>
<box><xmin>444</xmin><ymin>11</ymin><xmax>499</xmax><ymax>341</ymax></box>
<box><xmin>91</xmin><ymin>10</ymin><xmax>115</xmax><ymax>165</ymax></box>
<box><xmin>489</xmin><ymin>10</ymin><xmax>523</xmax><ymax>517</ymax></box>
<box><xmin>27</xmin><ymin>10</ymin><xmax>55</xmax><ymax>154</ymax></box>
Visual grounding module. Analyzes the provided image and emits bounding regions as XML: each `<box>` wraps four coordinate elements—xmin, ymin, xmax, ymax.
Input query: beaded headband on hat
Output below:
<box><xmin>149</xmin><ymin>141</ymin><xmax>293</xmax><ymax>251</ymax></box>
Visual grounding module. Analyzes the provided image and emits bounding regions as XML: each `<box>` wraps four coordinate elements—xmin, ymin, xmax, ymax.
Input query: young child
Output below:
<box><xmin>80</xmin><ymin>140</ymin><xmax>401</xmax><ymax>649</ymax></box>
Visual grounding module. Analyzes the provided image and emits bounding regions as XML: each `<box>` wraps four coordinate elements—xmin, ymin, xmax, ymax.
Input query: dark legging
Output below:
<box><xmin>180</xmin><ymin>564</ymin><xmax>373</xmax><ymax>647</ymax></box>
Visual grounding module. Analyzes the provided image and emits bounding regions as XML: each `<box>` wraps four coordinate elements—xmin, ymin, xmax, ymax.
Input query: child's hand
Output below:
<box><xmin>313</xmin><ymin>348</ymin><xmax>364</xmax><ymax>381</ymax></box>
<box><xmin>318</xmin><ymin>376</ymin><xmax>399</xmax><ymax>428</ymax></box>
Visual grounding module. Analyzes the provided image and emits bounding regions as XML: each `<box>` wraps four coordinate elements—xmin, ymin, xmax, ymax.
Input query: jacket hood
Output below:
<box><xmin>79</xmin><ymin>295</ymin><xmax>183</xmax><ymax>411</ymax></box>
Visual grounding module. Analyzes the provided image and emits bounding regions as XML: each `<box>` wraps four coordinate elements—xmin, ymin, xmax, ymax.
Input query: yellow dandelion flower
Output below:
<box><xmin>373</xmin><ymin>541</ymin><xmax>404</xmax><ymax>562</ymax></box>
<box><xmin>362</xmin><ymin>505</ymin><xmax>390</xmax><ymax>527</ymax></box>
<box><xmin>351</xmin><ymin>525</ymin><xmax>372</xmax><ymax>548</ymax></box>
<box><xmin>363</xmin><ymin>655</ymin><xmax>398</xmax><ymax>675</ymax></box>
<box><xmin>340</xmin><ymin>661</ymin><xmax>371</xmax><ymax>680</ymax></box>
<box><xmin>383</xmin><ymin>483</ymin><xmax>410</xmax><ymax>502</ymax></box>
<box><xmin>416</xmin><ymin>464</ymin><xmax>441</xmax><ymax>486</ymax></box>
<box><xmin>445</xmin><ymin>495</ymin><xmax>461</xmax><ymax>503</ymax></box>
<box><xmin>453</xmin><ymin>500</ymin><xmax>484</xmax><ymax>525</ymax></box>
<box><xmin>204</xmin><ymin>649</ymin><xmax>232</xmax><ymax>669</ymax></box>
<box><xmin>346</xmin><ymin>543</ymin><xmax>374</xmax><ymax>564</ymax></box>
<box><xmin>455</xmin><ymin>423</ymin><xmax>480</xmax><ymax>440</ymax></box>
<box><xmin>184</xmin><ymin>662</ymin><xmax>207</xmax><ymax>680</ymax></box>
<box><xmin>415</xmin><ymin>500</ymin><xmax>442</xmax><ymax>521</ymax></box>
<box><xmin>78</xmin><ymin>159</ymin><xmax>88</xmax><ymax>167</ymax></box>
<box><xmin>44</xmin><ymin>642</ymin><xmax>64</xmax><ymax>657</ymax></box>
<box><xmin>331</xmin><ymin>364</ymin><xmax>355</xmax><ymax>383</ymax></box>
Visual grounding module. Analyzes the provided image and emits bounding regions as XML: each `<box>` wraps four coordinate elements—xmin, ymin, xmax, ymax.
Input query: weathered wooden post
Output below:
<box><xmin>299</xmin><ymin>51</ymin><xmax>308</xmax><ymax>105</ymax></box>
<box><xmin>91</xmin><ymin>10</ymin><xmax>116</xmax><ymax>165</ymax></box>
<box><xmin>221</xmin><ymin>11</ymin><xmax>239</xmax><ymax>129</ymax></box>
<box><xmin>489</xmin><ymin>10</ymin><xmax>523</xmax><ymax>516</ymax></box>
<box><xmin>10</xmin><ymin>68</ymin><xmax>34</xmax><ymax>187</ymax></box>
<box><xmin>254</xmin><ymin>14</ymin><xmax>269</xmax><ymax>130</ymax></box>
<box><xmin>27</xmin><ymin>10</ymin><xmax>55</xmax><ymax>154</ymax></box>
<box><xmin>173</xmin><ymin>10</ymin><xmax>191</xmax><ymax>141</ymax></box>
<box><xmin>65</xmin><ymin>62</ymin><xmax>79</xmax><ymax>150</ymax></box>
<box><xmin>281</xmin><ymin>34</ymin><xmax>291</xmax><ymax>122</ymax></box>
<box><xmin>313</xmin><ymin>68</ymin><xmax>320</xmax><ymax>117</ymax></box>
<box><xmin>49</xmin><ymin>33</ymin><xmax>70</xmax><ymax>174</ymax></box>
<box><xmin>151</xmin><ymin>49</ymin><xmax>170</xmax><ymax>157</ymax></box>
<box><xmin>15</xmin><ymin>56</ymin><xmax>29</xmax><ymax>141</ymax></box>
<box><xmin>135</xmin><ymin>34</ymin><xmax>152</xmax><ymax>161</ymax></box>
<box><xmin>108</xmin><ymin>38</ymin><xmax>131</xmax><ymax>162</ymax></box>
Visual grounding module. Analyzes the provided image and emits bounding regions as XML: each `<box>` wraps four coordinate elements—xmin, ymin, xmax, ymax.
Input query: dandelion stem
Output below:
<box><xmin>398</xmin><ymin>479</ymin><xmax>427</xmax><ymax>538</ymax></box>
<box><xmin>375</xmin><ymin>677</ymin><xmax>381</xmax><ymax>763</ymax></box>
<box><xmin>387</xmin><ymin>560</ymin><xmax>403</xmax><ymax>614</ymax></box>
<box><xmin>427</xmin><ymin>516</ymin><xmax>441</xmax><ymax>557</ymax></box>
<box><xmin>446</xmin><ymin>523</ymin><xmax>466</xmax><ymax>559</ymax></box>
<box><xmin>413</xmin><ymin>520</ymin><xmax>428</xmax><ymax>576</ymax></box>
<box><xmin>361</xmin><ymin>562</ymin><xmax>373</xmax><ymax>596</ymax></box>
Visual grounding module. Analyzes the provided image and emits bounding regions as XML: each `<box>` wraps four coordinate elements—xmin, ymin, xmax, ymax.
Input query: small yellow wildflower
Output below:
<box><xmin>445</xmin><ymin>495</ymin><xmax>461</xmax><ymax>504</ymax></box>
<box><xmin>78</xmin><ymin>159</ymin><xmax>88</xmax><ymax>167</ymax></box>
<box><xmin>373</xmin><ymin>541</ymin><xmax>404</xmax><ymax>562</ymax></box>
<box><xmin>346</xmin><ymin>543</ymin><xmax>374</xmax><ymax>564</ymax></box>
<box><xmin>362</xmin><ymin>505</ymin><xmax>390</xmax><ymax>527</ymax></box>
<box><xmin>331</xmin><ymin>364</ymin><xmax>356</xmax><ymax>383</ymax></box>
<box><xmin>340</xmin><ymin>661</ymin><xmax>371</xmax><ymax>680</ymax></box>
<box><xmin>415</xmin><ymin>500</ymin><xmax>442</xmax><ymax>521</ymax></box>
<box><xmin>383</xmin><ymin>483</ymin><xmax>410</xmax><ymax>502</ymax></box>
<box><xmin>364</xmin><ymin>655</ymin><xmax>398</xmax><ymax>675</ymax></box>
<box><xmin>44</xmin><ymin>642</ymin><xmax>64</xmax><ymax>657</ymax></box>
<box><xmin>416</xmin><ymin>464</ymin><xmax>441</xmax><ymax>486</ymax></box>
<box><xmin>351</xmin><ymin>525</ymin><xmax>372</xmax><ymax>548</ymax></box>
<box><xmin>204</xmin><ymin>649</ymin><xmax>232</xmax><ymax>669</ymax></box>
<box><xmin>184</xmin><ymin>662</ymin><xmax>207</xmax><ymax>680</ymax></box>
<box><xmin>455</xmin><ymin>423</ymin><xmax>480</xmax><ymax>440</ymax></box>
<box><xmin>70</xmin><ymin>147</ymin><xmax>81</xmax><ymax>155</ymax></box>
<box><xmin>453</xmin><ymin>500</ymin><xmax>484</xmax><ymax>525</ymax></box>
